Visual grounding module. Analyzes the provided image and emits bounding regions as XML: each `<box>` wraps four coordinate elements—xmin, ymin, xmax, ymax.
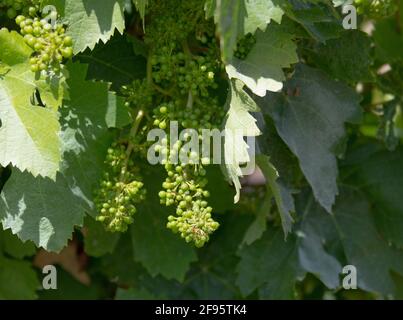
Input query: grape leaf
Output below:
<box><xmin>223</xmin><ymin>80</ymin><xmax>261</xmax><ymax>203</ymax></box>
<box><xmin>53</xmin><ymin>0</ymin><xmax>126</xmax><ymax>53</ymax></box>
<box><xmin>0</xmin><ymin>62</ymin><xmax>120</xmax><ymax>251</ymax></box>
<box><xmin>244</xmin><ymin>0</ymin><xmax>284</xmax><ymax>34</ymax></box>
<box><xmin>0</xmin><ymin>30</ymin><xmax>61</xmax><ymax>179</ymax></box>
<box><xmin>237</xmin><ymin>188</ymin><xmax>403</xmax><ymax>298</ymax></box>
<box><xmin>226</xmin><ymin>24</ymin><xmax>298</xmax><ymax>96</ymax></box>
<box><xmin>0</xmin><ymin>171</ymin><xmax>85</xmax><ymax>251</ymax></box>
<box><xmin>35</xmin><ymin>73</ymin><xmax>68</xmax><ymax>112</ymax></box>
<box><xmin>261</xmin><ymin>64</ymin><xmax>362</xmax><ymax>212</ymax></box>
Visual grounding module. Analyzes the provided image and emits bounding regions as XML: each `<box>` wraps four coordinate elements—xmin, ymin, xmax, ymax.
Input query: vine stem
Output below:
<box><xmin>120</xmin><ymin>109</ymin><xmax>145</xmax><ymax>181</ymax></box>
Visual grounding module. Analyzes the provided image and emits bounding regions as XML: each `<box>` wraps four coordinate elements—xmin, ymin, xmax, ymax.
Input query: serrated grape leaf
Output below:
<box><xmin>54</xmin><ymin>0</ymin><xmax>126</xmax><ymax>53</ymax></box>
<box><xmin>256</xmin><ymin>155</ymin><xmax>294</xmax><ymax>236</ymax></box>
<box><xmin>0</xmin><ymin>256</ymin><xmax>39</xmax><ymax>299</ymax></box>
<box><xmin>0</xmin><ymin>29</ymin><xmax>61</xmax><ymax>179</ymax></box>
<box><xmin>0</xmin><ymin>171</ymin><xmax>84</xmax><ymax>251</ymax></box>
<box><xmin>223</xmin><ymin>80</ymin><xmax>261</xmax><ymax>203</ymax></box>
<box><xmin>226</xmin><ymin>24</ymin><xmax>298</xmax><ymax>96</ymax></box>
<box><xmin>130</xmin><ymin>167</ymin><xmax>197</xmax><ymax>281</ymax></box>
<box><xmin>0</xmin><ymin>229</ymin><xmax>36</xmax><ymax>259</ymax></box>
<box><xmin>244</xmin><ymin>0</ymin><xmax>284</xmax><ymax>34</ymax></box>
<box><xmin>0</xmin><ymin>62</ymin><xmax>119</xmax><ymax>251</ymax></box>
<box><xmin>237</xmin><ymin>188</ymin><xmax>403</xmax><ymax>298</ymax></box>
<box><xmin>84</xmin><ymin>216</ymin><xmax>120</xmax><ymax>257</ymax></box>
<box><xmin>261</xmin><ymin>64</ymin><xmax>361</xmax><ymax>212</ymax></box>
<box><xmin>214</xmin><ymin>0</ymin><xmax>246</xmax><ymax>63</ymax></box>
<box><xmin>78</xmin><ymin>33</ymin><xmax>147</xmax><ymax>91</ymax></box>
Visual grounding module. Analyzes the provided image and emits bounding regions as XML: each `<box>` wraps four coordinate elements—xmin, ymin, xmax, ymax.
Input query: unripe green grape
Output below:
<box><xmin>7</xmin><ymin>7</ymin><xmax>17</xmax><ymax>19</ymax></box>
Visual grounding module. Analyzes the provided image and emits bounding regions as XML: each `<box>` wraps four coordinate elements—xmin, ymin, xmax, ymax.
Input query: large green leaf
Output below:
<box><xmin>53</xmin><ymin>0</ymin><xmax>126</xmax><ymax>53</ymax></box>
<box><xmin>237</xmin><ymin>188</ymin><xmax>403</xmax><ymax>298</ymax></box>
<box><xmin>0</xmin><ymin>171</ymin><xmax>85</xmax><ymax>251</ymax></box>
<box><xmin>244</xmin><ymin>0</ymin><xmax>284</xmax><ymax>34</ymax></box>
<box><xmin>261</xmin><ymin>64</ymin><xmax>361</xmax><ymax>212</ymax></box>
<box><xmin>0</xmin><ymin>30</ymin><xmax>61</xmax><ymax>179</ymax></box>
<box><xmin>0</xmin><ymin>62</ymin><xmax>120</xmax><ymax>251</ymax></box>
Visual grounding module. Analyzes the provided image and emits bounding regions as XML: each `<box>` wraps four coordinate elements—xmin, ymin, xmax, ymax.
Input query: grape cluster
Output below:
<box><xmin>0</xmin><ymin>0</ymin><xmax>40</xmax><ymax>19</ymax></box>
<box><xmin>234</xmin><ymin>33</ymin><xmax>256</xmax><ymax>60</ymax></box>
<box><xmin>159</xmin><ymin>162</ymin><xmax>219</xmax><ymax>247</ymax></box>
<box><xmin>94</xmin><ymin>143</ymin><xmax>146</xmax><ymax>232</ymax></box>
<box><xmin>16</xmin><ymin>14</ymin><xmax>73</xmax><ymax>72</ymax></box>
<box><xmin>354</xmin><ymin>0</ymin><xmax>398</xmax><ymax>18</ymax></box>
